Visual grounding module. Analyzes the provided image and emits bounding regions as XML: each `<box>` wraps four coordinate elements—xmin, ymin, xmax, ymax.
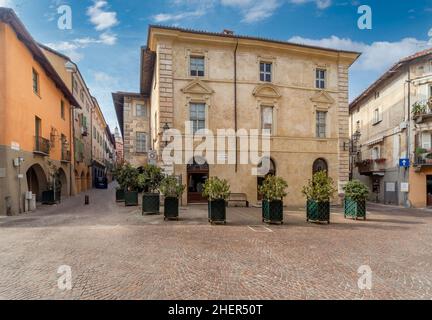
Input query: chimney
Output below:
<box><xmin>223</xmin><ymin>29</ymin><xmax>234</xmax><ymax>35</ymax></box>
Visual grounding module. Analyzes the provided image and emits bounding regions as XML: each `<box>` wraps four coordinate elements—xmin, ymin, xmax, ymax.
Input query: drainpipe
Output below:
<box><xmin>405</xmin><ymin>66</ymin><xmax>411</xmax><ymax>208</ymax></box>
<box><xmin>70</xmin><ymin>76</ymin><xmax>75</xmax><ymax>197</ymax></box>
<box><xmin>234</xmin><ymin>40</ymin><xmax>239</xmax><ymax>172</ymax></box>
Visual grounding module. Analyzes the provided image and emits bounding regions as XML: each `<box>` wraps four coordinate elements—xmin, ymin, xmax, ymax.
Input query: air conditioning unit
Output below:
<box><xmin>400</xmin><ymin>122</ymin><xmax>408</xmax><ymax>130</ymax></box>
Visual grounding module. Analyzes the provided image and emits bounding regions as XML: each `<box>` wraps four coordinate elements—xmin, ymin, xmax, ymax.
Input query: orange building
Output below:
<box><xmin>0</xmin><ymin>8</ymin><xmax>79</xmax><ymax>215</ymax></box>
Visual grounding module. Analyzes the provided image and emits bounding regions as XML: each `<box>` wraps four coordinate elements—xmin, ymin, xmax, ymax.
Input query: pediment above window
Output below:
<box><xmin>253</xmin><ymin>84</ymin><xmax>281</xmax><ymax>99</ymax></box>
<box><xmin>310</xmin><ymin>91</ymin><xmax>335</xmax><ymax>105</ymax></box>
<box><xmin>181</xmin><ymin>80</ymin><xmax>214</xmax><ymax>95</ymax></box>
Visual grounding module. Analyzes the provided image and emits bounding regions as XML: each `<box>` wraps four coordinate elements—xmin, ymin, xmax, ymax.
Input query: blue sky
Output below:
<box><xmin>2</xmin><ymin>0</ymin><xmax>432</xmax><ymax>131</ymax></box>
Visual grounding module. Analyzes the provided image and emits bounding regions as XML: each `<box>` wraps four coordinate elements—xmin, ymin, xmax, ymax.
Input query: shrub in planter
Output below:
<box><xmin>160</xmin><ymin>176</ymin><xmax>185</xmax><ymax>221</ymax></box>
<box><xmin>202</xmin><ymin>177</ymin><xmax>230</xmax><ymax>224</ymax></box>
<box><xmin>258</xmin><ymin>175</ymin><xmax>288</xmax><ymax>224</ymax></box>
<box><xmin>121</xmin><ymin>164</ymin><xmax>139</xmax><ymax>206</ymax></box>
<box><xmin>138</xmin><ymin>165</ymin><xmax>164</xmax><ymax>215</ymax></box>
<box><xmin>343</xmin><ymin>180</ymin><xmax>369</xmax><ymax>220</ymax></box>
<box><xmin>114</xmin><ymin>165</ymin><xmax>127</xmax><ymax>202</ymax></box>
<box><xmin>302</xmin><ymin>171</ymin><xmax>336</xmax><ymax>224</ymax></box>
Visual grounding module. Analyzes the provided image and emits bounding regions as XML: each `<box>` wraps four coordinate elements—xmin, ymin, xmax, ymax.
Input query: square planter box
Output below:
<box><xmin>208</xmin><ymin>199</ymin><xmax>226</xmax><ymax>224</ymax></box>
<box><xmin>164</xmin><ymin>197</ymin><xmax>179</xmax><ymax>221</ymax></box>
<box><xmin>143</xmin><ymin>193</ymin><xmax>160</xmax><ymax>215</ymax></box>
<box><xmin>344</xmin><ymin>198</ymin><xmax>366</xmax><ymax>220</ymax></box>
<box><xmin>306</xmin><ymin>200</ymin><xmax>330</xmax><ymax>224</ymax></box>
<box><xmin>124</xmin><ymin>191</ymin><xmax>139</xmax><ymax>207</ymax></box>
<box><xmin>116</xmin><ymin>189</ymin><xmax>125</xmax><ymax>202</ymax></box>
<box><xmin>262</xmin><ymin>200</ymin><xmax>284</xmax><ymax>224</ymax></box>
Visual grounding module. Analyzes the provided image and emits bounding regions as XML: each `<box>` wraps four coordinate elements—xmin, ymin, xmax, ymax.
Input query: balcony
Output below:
<box><xmin>34</xmin><ymin>136</ymin><xmax>50</xmax><ymax>156</ymax></box>
<box><xmin>61</xmin><ymin>149</ymin><xmax>71</xmax><ymax>163</ymax></box>
<box><xmin>412</xmin><ymin>100</ymin><xmax>432</xmax><ymax>124</ymax></box>
<box><xmin>414</xmin><ymin>148</ymin><xmax>432</xmax><ymax>171</ymax></box>
<box><xmin>356</xmin><ymin>159</ymin><xmax>387</xmax><ymax>176</ymax></box>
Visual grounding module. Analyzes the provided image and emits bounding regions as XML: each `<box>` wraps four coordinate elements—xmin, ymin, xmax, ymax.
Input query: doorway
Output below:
<box><xmin>187</xmin><ymin>157</ymin><xmax>209</xmax><ymax>203</ymax></box>
<box><xmin>427</xmin><ymin>176</ymin><xmax>432</xmax><ymax>207</ymax></box>
<box><xmin>257</xmin><ymin>158</ymin><xmax>276</xmax><ymax>201</ymax></box>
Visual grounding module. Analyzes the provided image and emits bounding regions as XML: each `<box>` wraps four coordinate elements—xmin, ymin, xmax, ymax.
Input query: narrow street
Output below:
<box><xmin>1</xmin><ymin>184</ymin><xmax>432</xmax><ymax>300</ymax></box>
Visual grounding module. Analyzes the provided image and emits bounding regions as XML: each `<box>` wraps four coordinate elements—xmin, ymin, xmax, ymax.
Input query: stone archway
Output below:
<box><xmin>187</xmin><ymin>157</ymin><xmax>209</xmax><ymax>204</ymax></box>
<box><xmin>26</xmin><ymin>164</ymin><xmax>48</xmax><ymax>202</ymax></box>
<box><xmin>58</xmin><ymin>168</ymin><xmax>68</xmax><ymax>197</ymax></box>
<box><xmin>313</xmin><ymin>158</ymin><xmax>328</xmax><ymax>175</ymax></box>
<box><xmin>86</xmin><ymin>171</ymin><xmax>91</xmax><ymax>190</ymax></box>
<box><xmin>75</xmin><ymin>170</ymin><xmax>81</xmax><ymax>194</ymax></box>
<box><xmin>81</xmin><ymin>171</ymin><xmax>86</xmax><ymax>192</ymax></box>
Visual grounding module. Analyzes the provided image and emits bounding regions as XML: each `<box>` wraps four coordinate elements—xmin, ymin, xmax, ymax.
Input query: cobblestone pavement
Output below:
<box><xmin>1</xmin><ymin>184</ymin><xmax>432</xmax><ymax>300</ymax></box>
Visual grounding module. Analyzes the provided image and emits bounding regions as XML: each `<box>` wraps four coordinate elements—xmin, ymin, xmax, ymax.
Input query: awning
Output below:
<box><xmin>365</xmin><ymin>136</ymin><xmax>384</xmax><ymax>146</ymax></box>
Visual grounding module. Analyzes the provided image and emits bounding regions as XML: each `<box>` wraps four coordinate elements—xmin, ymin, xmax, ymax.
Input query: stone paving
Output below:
<box><xmin>0</xmin><ymin>184</ymin><xmax>432</xmax><ymax>300</ymax></box>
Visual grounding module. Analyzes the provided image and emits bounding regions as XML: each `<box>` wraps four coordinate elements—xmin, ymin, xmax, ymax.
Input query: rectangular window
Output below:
<box><xmin>190</xmin><ymin>103</ymin><xmax>206</xmax><ymax>133</ymax></box>
<box><xmin>374</xmin><ymin>91</ymin><xmax>380</xmax><ymax>99</ymax></box>
<box><xmin>422</xmin><ymin>132</ymin><xmax>432</xmax><ymax>150</ymax></box>
<box><xmin>316</xmin><ymin>69</ymin><xmax>326</xmax><ymax>89</ymax></box>
<box><xmin>136</xmin><ymin>104</ymin><xmax>147</xmax><ymax>117</ymax></box>
<box><xmin>371</xmin><ymin>146</ymin><xmax>380</xmax><ymax>160</ymax></box>
<box><xmin>316</xmin><ymin>111</ymin><xmax>327</xmax><ymax>138</ymax></box>
<box><xmin>190</xmin><ymin>56</ymin><xmax>205</xmax><ymax>77</ymax></box>
<box><xmin>261</xmin><ymin>106</ymin><xmax>273</xmax><ymax>134</ymax></box>
<box><xmin>61</xmin><ymin>100</ymin><xmax>65</xmax><ymax>120</ymax></box>
<box><xmin>373</xmin><ymin>108</ymin><xmax>381</xmax><ymax>125</ymax></box>
<box><xmin>136</xmin><ymin>132</ymin><xmax>147</xmax><ymax>153</ymax></box>
<box><xmin>260</xmin><ymin>62</ymin><xmax>272</xmax><ymax>82</ymax></box>
<box><xmin>32</xmin><ymin>68</ymin><xmax>39</xmax><ymax>94</ymax></box>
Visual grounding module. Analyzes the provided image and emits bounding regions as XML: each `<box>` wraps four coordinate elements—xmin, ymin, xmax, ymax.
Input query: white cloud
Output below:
<box><xmin>45</xmin><ymin>33</ymin><xmax>117</xmax><ymax>62</ymax></box>
<box><xmin>290</xmin><ymin>0</ymin><xmax>332</xmax><ymax>10</ymax></box>
<box><xmin>221</xmin><ymin>0</ymin><xmax>281</xmax><ymax>23</ymax></box>
<box><xmin>153</xmin><ymin>10</ymin><xmax>205</xmax><ymax>23</ymax></box>
<box><xmin>288</xmin><ymin>35</ymin><xmax>430</xmax><ymax>72</ymax></box>
<box><xmin>87</xmin><ymin>0</ymin><xmax>118</xmax><ymax>31</ymax></box>
<box><xmin>0</xmin><ymin>0</ymin><xmax>15</xmax><ymax>8</ymax></box>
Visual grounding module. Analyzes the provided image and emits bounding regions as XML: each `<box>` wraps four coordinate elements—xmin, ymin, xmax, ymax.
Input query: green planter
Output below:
<box><xmin>208</xmin><ymin>199</ymin><xmax>226</xmax><ymax>224</ymax></box>
<box><xmin>143</xmin><ymin>193</ymin><xmax>160</xmax><ymax>215</ymax></box>
<box><xmin>116</xmin><ymin>189</ymin><xmax>125</xmax><ymax>202</ymax></box>
<box><xmin>124</xmin><ymin>191</ymin><xmax>139</xmax><ymax>207</ymax></box>
<box><xmin>307</xmin><ymin>200</ymin><xmax>330</xmax><ymax>224</ymax></box>
<box><xmin>262</xmin><ymin>200</ymin><xmax>284</xmax><ymax>224</ymax></box>
<box><xmin>164</xmin><ymin>197</ymin><xmax>179</xmax><ymax>220</ymax></box>
<box><xmin>344</xmin><ymin>198</ymin><xmax>366</xmax><ymax>220</ymax></box>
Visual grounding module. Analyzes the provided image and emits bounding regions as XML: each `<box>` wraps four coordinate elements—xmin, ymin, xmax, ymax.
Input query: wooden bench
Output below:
<box><xmin>228</xmin><ymin>193</ymin><xmax>249</xmax><ymax>208</ymax></box>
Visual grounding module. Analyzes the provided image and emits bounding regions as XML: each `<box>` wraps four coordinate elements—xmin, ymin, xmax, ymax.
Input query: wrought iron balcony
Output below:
<box><xmin>412</xmin><ymin>99</ymin><xmax>432</xmax><ymax>123</ymax></box>
<box><xmin>356</xmin><ymin>159</ymin><xmax>387</xmax><ymax>175</ymax></box>
<box><xmin>34</xmin><ymin>136</ymin><xmax>50</xmax><ymax>155</ymax></box>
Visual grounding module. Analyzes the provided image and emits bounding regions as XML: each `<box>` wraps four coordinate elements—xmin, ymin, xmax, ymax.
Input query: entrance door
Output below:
<box><xmin>427</xmin><ymin>176</ymin><xmax>432</xmax><ymax>207</ymax></box>
<box><xmin>187</xmin><ymin>158</ymin><xmax>209</xmax><ymax>203</ymax></box>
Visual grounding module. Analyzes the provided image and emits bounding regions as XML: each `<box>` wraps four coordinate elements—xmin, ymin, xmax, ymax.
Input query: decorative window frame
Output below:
<box><xmin>257</xmin><ymin>55</ymin><xmax>277</xmax><ymax>83</ymax></box>
<box><xmin>184</xmin><ymin>97</ymin><xmax>211</xmax><ymax>134</ymax></box>
<box><xmin>256</xmin><ymin>99</ymin><xmax>279</xmax><ymax>136</ymax></box>
<box><xmin>186</xmin><ymin>49</ymin><xmax>209</xmax><ymax>80</ymax></box>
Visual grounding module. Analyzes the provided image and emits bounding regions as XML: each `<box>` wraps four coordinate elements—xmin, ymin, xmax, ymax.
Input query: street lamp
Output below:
<box><xmin>163</xmin><ymin>123</ymin><xmax>170</xmax><ymax>147</ymax></box>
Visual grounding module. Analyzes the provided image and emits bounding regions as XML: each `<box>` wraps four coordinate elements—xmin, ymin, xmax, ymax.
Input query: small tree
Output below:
<box><xmin>119</xmin><ymin>164</ymin><xmax>139</xmax><ymax>191</ymax></box>
<box><xmin>202</xmin><ymin>177</ymin><xmax>231</xmax><ymax>201</ymax></box>
<box><xmin>160</xmin><ymin>176</ymin><xmax>185</xmax><ymax>198</ymax></box>
<box><xmin>138</xmin><ymin>164</ymin><xmax>164</xmax><ymax>193</ymax></box>
<box><xmin>259</xmin><ymin>176</ymin><xmax>288</xmax><ymax>201</ymax></box>
<box><xmin>343</xmin><ymin>180</ymin><xmax>369</xmax><ymax>202</ymax></box>
<box><xmin>302</xmin><ymin>171</ymin><xmax>337</xmax><ymax>203</ymax></box>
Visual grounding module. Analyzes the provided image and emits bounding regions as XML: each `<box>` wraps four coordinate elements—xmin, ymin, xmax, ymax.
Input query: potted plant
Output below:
<box><xmin>160</xmin><ymin>176</ymin><xmax>185</xmax><ymax>221</ymax></box>
<box><xmin>343</xmin><ymin>180</ymin><xmax>369</xmax><ymax>220</ymax></box>
<box><xmin>203</xmin><ymin>177</ymin><xmax>230</xmax><ymax>224</ymax></box>
<box><xmin>412</xmin><ymin>101</ymin><xmax>427</xmax><ymax>117</ymax></box>
<box><xmin>259</xmin><ymin>175</ymin><xmax>288</xmax><ymax>224</ymax></box>
<box><xmin>114</xmin><ymin>165</ymin><xmax>127</xmax><ymax>202</ymax></box>
<box><xmin>139</xmin><ymin>164</ymin><xmax>164</xmax><ymax>215</ymax></box>
<box><xmin>122</xmin><ymin>164</ymin><xmax>139</xmax><ymax>206</ymax></box>
<box><xmin>302</xmin><ymin>171</ymin><xmax>336</xmax><ymax>224</ymax></box>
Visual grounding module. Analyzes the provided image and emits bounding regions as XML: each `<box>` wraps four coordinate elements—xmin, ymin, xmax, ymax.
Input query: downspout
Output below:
<box><xmin>70</xmin><ymin>74</ymin><xmax>75</xmax><ymax>197</ymax></box>
<box><xmin>405</xmin><ymin>65</ymin><xmax>411</xmax><ymax>207</ymax></box>
<box><xmin>234</xmin><ymin>40</ymin><xmax>239</xmax><ymax>172</ymax></box>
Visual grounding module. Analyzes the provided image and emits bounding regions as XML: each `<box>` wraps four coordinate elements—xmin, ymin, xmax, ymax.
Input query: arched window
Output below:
<box><xmin>313</xmin><ymin>158</ymin><xmax>328</xmax><ymax>175</ymax></box>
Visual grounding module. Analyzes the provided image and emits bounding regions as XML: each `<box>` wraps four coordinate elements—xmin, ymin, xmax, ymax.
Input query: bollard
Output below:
<box><xmin>85</xmin><ymin>195</ymin><xmax>90</xmax><ymax>205</ymax></box>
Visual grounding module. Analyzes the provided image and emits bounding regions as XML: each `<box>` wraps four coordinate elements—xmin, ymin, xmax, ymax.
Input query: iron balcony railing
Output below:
<box><xmin>34</xmin><ymin>136</ymin><xmax>50</xmax><ymax>155</ymax></box>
